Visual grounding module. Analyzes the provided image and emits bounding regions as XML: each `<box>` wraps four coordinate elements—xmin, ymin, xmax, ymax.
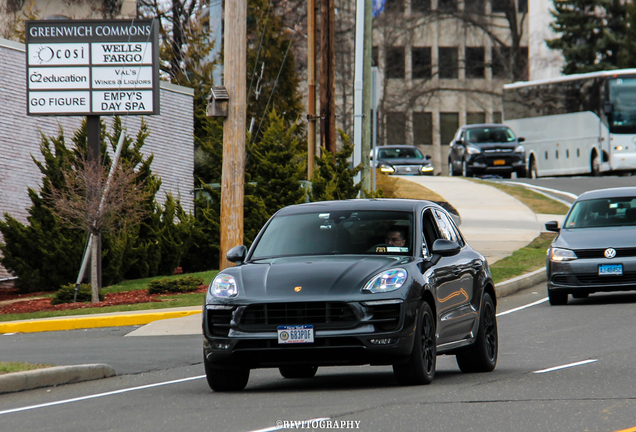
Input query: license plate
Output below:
<box><xmin>493</xmin><ymin>159</ymin><xmax>506</xmax><ymax>166</ymax></box>
<box><xmin>278</xmin><ymin>325</ymin><xmax>314</xmax><ymax>344</ymax></box>
<box><xmin>599</xmin><ymin>264</ymin><xmax>623</xmax><ymax>276</ymax></box>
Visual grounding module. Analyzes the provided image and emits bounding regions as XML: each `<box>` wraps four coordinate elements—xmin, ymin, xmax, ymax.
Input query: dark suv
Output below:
<box><xmin>448</xmin><ymin>124</ymin><xmax>526</xmax><ymax>178</ymax></box>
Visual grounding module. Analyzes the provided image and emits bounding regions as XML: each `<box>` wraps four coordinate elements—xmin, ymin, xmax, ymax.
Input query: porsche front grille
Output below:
<box><xmin>240</xmin><ymin>302</ymin><xmax>357</xmax><ymax>329</ymax></box>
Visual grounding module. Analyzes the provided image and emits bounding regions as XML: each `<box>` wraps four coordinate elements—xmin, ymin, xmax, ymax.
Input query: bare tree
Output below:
<box><xmin>47</xmin><ymin>157</ymin><xmax>150</xmax><ymax>303</ymax></box>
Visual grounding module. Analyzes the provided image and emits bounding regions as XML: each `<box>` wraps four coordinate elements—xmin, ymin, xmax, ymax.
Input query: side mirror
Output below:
<box><xmin>425</xmin><ymin>154</ymin><xmax>432</xmax><ymax>160</ymax></box>
<box><xmin>227</xmin><ymin>245</ymin><xmax>247</xmax><ymax>264</ymax></box>
<box><xmin>456</xmin><ymin>138</ymin><xmax>464</xmax><ymax>145</ymax></box>
<box><xmin>431</xmin><ymin>239</ymin><xmax>461</xmax><ymax>257</ymax></box>
<box><xmin>518</xmin><ymin>137</ymin><xmax>525</xmax><ymax>143</ymax></box>
<box><xmin>604</xmin><ymin>102</ymin><xmax>614</xmax><ymax>115</ymax></box>
<box><xmin>545</xmin><ymin>221</ymin><xmax>560</xmax><ymax>233</ymax></box>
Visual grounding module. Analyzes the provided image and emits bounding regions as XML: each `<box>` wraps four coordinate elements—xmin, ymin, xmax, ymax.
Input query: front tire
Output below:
<box><xmin>393</xmin><ymin>302</ymin><xmax>436</xmax><ymax>385</ymax></box>
<box><xmin>548</xmin><ymin>288</ymin><xmax>568</xmax><ymax>305</ymax></box>
<box><xmin>456</xmin><ymin>293</ymin><xmax>498</xmax><ymax>373</ymax></box>
<box><xmin>204</xmin><ymin>358</ymin><xmax>250</xmax><ymax>392</ymax></box>
<box><xmin>279</xmin><ymin>365</ymin><xmax>318</xmax><ymax>379</ymax></box>
<box><xmin>461</xmin><ymin>160</ymin><xmax>472</xmax><ymax>178</ymax></box>
<box><xmin>592</xmin><ymin>153</ymin><xmax>601</xmax><ymax>176</ymax></box>
<box><xmin>530</xmin><ymin>158</ymin><xmax>538</xmax><ymax>179</ymax></box>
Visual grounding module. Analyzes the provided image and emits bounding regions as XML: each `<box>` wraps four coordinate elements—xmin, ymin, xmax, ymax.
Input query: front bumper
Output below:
<box><xmin>203</xmin><ymin>300</ymin><xmax>419</xmax><ymax>369</ymax></box>
<box><xmin>548</xmin><ymin>256</ymin><xmax>636</xmax><ymax>294</ymax></box>
<box><xmin>467</xmin><ymin>154</ymin><xmax>525</xmax><ymax>174</ymax></box>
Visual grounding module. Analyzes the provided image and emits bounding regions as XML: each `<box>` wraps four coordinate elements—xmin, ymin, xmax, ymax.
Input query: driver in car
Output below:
<box><xmin>385</xmin><ymin>226</ymin><xmax>406</xmax><ymax>248</ymax></box>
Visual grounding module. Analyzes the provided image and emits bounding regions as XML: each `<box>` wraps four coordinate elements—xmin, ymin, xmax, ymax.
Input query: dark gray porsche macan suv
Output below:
<box><xmin>202</xmin><ymin>199</ymin><xmax>498</xmax><ymax>391</ymax></box>
<box><xmin>545</xmin><ymin>187</ymin><xmax>636</xmax><ymax>305</ymax></box>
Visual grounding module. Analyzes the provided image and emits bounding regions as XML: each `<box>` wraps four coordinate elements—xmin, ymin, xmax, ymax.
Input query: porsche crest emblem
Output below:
<box><xmin>294</xmin><ymin>286</ymin><xmax>302</xmax><ymax>292</ymax></box>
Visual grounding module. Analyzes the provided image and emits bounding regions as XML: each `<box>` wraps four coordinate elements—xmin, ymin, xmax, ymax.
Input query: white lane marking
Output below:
<box><xmin>0</xmin><ymin>375</ymin><xmax>205</xmax><ymax>416</ymax></box>
<box><xmin>533</xmin><ymin>359</ymin><xmax>598</xmax><ymax>374</ymax></box>
<box><xmin>496</xmin><ymin>297</ymin><xmax>549</xmax><ymax>316</ymax></box>
<box><xmin>248</xmin><ymin>418</ymin><xmax>331</xmax><ymax>432</ymax></box>
<box><xmin>501</xmin><ymin>181</ymin><xmax>579</xmax><ymax>200</ymax></box>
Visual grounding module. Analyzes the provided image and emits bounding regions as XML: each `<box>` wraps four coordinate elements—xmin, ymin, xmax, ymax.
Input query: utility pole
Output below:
<box><xmin>361</xmin><ymin>0</ymin><xmax>373</xmax><ymax>192</ymax></box>
<box><xmin>320</xmin><ymin>0</ymin><xmax>336</xmax><ymax>154</ymax></box>
<box><xmin>219</xmin><ymin>0</ymin><xmax>247</xmax><ymax>270</ymax></box>
<box><xmin>307</xmin><ymin>0</ymin><xmax>317</xmax><ymax>178</ymax></box>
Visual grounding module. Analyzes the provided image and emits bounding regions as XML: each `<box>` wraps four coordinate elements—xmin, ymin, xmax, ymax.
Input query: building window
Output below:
<box><xmin>412</xmin><ymin>47</ymin><xmax>432</xmax><ymax>79</ymax></box>
<box><xmin>467</xmin><ymin>112</ymin><xmax>486</xmax><ymax>125</ymax></box>
<box><xmin>385</xmin><ymin>0</ymin><xmax>404</xmax><ymax>14</ymax></box>
<box><xmin>386</xmin><ymin>112</ymin><xmax>406</xmax><ymax>144</ymax></box>
<box><xmin>465</xmin><ymin>0</ymin><xmax>484</xmax><ymax>13</ymax></box>
<box><xmin>438</xmin><ymin>47</ymin><xmax>458</xmax><ymax>79</ymax></box>
<box><xmin>372</xmin><ymin>46</ymin><xmax>378</xmax><ymax>67</ymax></box>
<box><xmin>465</xmin><ymin>47</ymin><xmax>485</xmax><ymax>79</ymax></box>
<box><xmin>438</xmin><ymin>0</ymin><xmax>457</xmax><ymax>12</ymax></box>
<box><xmin>413</xmin><ymin>112</ymin><xmax>433</xmax><ymax>144</ymax></box>
<box><xmin>493</xmin><ymin>111</ymin><xmax>502</xmax><ymax>123</ymax></box>
<box><xmin>518</xmin><ymin>0</ymin><xmax>528</xmax><ymax>13</ymax></box>
<box><xmin>517</xmin><ymin>46</ymin><xmax>529</xmax><ymax>81</ymax></box>
<box><xmin>440</xmin><ymin>112</ymin><xmax>459</xmax><ymax>145</ymax></box>
<box><xmin>412</xmin><ymin>0</ymin><xmax>431</xmax><ymax>13</ymax></box>
<box><xmin>386</xmin><ymin>46</ymin><xmax>405</xmax><ymax>79</ymax></box>
<box><xmin>491</xmin><ymin>0</ymin><xmax>506</xmax><ymax>13</ymax></box>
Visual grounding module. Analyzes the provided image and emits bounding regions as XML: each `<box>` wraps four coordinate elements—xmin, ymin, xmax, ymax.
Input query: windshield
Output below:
<box><xmin>466</xmin><ymin>127</ymin><xmax>516</xmax><ymax>144</ymax></box>
<box><xmin>377</xmin><ymin>147</ymin><xmax>424</xmax><ymax>159</ymax></box>
<box><xmin>609</xmin><ymin>78</ymin><xmax>636</xmax><ymax>134</ymax></box>
<box><xmin>251</xmin><ymin>210</ymin><xmax>413</xmax><ymax>259</ymax></box>
<box><xmin>564</xmin><ymin>197</ymin><xmax>636</xmax><ymax>229</ymax></box>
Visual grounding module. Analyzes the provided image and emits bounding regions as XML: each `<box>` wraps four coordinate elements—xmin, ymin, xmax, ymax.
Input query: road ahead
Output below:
<box><xmin>2</xmin><ymin>286</ymin><xmax>636</xmax><ymax>432</ymax></box>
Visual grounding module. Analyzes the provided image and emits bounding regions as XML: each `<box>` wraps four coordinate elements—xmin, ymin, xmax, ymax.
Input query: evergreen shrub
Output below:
<box><xmin>147</xmin><ymin>275</ymin><xmax>204</xmax><ymax>295</ymax></box>
<box><xmin>52</xmin><ymin>283</ymin><xmax>103</xmax><ymax>305</ymax></box>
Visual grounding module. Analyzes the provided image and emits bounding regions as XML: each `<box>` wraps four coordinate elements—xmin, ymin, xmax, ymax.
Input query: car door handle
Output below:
<box><xmin>452</xmin><ymin>269</ymin><xmax>460</xmax><ymax>276</ymax></box>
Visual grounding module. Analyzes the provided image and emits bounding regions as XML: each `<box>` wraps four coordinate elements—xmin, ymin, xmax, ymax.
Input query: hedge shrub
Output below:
<box><xmin>147</xmin><ymin>275</ymin><xmax>204</xmax><ymax>295</ymax></box>
<box><xmin>52</xmin><ymin>283</ymin><xmax>104</xmax><ymax>305</ymax></box>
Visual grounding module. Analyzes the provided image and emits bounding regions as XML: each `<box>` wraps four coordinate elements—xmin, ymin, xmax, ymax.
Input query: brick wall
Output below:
<box><xmin>0</xmin><ymin>38</ymin><xmax>194</xmax><ymax>279</ymax></box>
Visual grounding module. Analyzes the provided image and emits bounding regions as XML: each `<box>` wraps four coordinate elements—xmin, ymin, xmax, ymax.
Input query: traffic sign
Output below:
<box><xmin>25</xmin><ymin>19</ymin><xmax>159</xmax><ymax>116</ymax></box>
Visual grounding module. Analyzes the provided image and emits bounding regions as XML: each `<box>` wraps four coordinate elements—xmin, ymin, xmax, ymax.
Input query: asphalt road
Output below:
<box><xmin>501</xmin><ymin>175</ymin><xmax>636</xmax><ymax>204</ymax></box>
<box><xmin>2</xmin><ymin>284</ymin><xmax>636</xmax><ymax>432</ymax></box>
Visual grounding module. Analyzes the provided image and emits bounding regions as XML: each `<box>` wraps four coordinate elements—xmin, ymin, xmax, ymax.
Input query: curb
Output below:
<box><xmin>495</xmin><ymin>267</ymin><xmax>547</xmax><ymax>298</ymax></box>
<box><xmin>0</xmin><ymin>309</ymin><xmax>202</xmax><ymax>334</ymax></box>
<box><xmin>0</xmin><ymin>364</ymin><xmax>116</xmax><ymax>394</ymax></box>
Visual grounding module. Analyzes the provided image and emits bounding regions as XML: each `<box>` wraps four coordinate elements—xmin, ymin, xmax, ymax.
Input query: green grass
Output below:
<box><xmin>0</xmin><ymin>361</ymin><xmax>54</xmax><ymax>375</ymax></box>
<box><xmin>101</xmin><ymin>270</ymin><xmax>218</xmax><ymax>294</ymax></box>
<box><xmin>0</xmin><ymin>270</ymin><xmax>217</xmax><ymax>322</ymax></box>
<box><xmin>490</xmin><ymin>233</ymin><xmax>555</xmax><ymax>284</ymax></box>
<box><xmin>470</xmin><ymin>179</ymin><xmax>570</xmax><ymax>215</ymax></box>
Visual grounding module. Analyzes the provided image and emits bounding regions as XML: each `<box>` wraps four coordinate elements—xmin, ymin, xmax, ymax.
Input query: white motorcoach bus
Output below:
<box><xmin>503</xmin><ymin>69</ymin><xmax>636</xmax><ymax>177</ymax></box>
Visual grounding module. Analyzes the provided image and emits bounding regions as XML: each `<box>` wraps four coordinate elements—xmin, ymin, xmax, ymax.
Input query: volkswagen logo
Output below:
<box><xmin>604</xmin><ymin>248</ymin><xmax>617</xmax><ymax>259</ymax></box>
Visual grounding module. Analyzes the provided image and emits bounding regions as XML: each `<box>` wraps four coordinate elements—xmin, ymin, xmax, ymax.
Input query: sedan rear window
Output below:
<box><xmin>251</xmin><ymin>211</ymin><xmax>413</xmax><ymax>259</ymax></box>
<box><xmin>564</xmin><ymin>197</ymin><xmax>636</xmax><ymax>228</ymax></box>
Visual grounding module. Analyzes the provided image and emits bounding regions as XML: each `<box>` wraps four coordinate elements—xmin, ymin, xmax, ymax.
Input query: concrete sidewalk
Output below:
<box><xmin>402</xmin><ymin>176</ymin><xmax>543</xmax><ymax>264</ymax></box>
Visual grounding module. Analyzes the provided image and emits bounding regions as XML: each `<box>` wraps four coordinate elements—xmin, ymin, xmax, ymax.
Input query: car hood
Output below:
<box><xmin>555</xmin><ymin>226</ymin><xmax>636</xmax><ymax>249</ymax></box>
<box><xmin>377</xmin><ymin>157</ymin><xmax>431</xmax><ymax>165</ymax></box>
<box><xmin>233</xmin><ymin>255</ymin><xmax>412</xmax><ymax>300</ymax></box>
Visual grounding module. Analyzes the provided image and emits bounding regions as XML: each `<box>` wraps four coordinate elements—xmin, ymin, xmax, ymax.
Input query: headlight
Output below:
<box><xmin>420</xmin><ymin>165</ymin><xmax>434</xmax><ymax>173</ymax></box>
<box><xmin>515</xmin><ymin>145</ymin><xmax>525</xmax><ymax>153</ymax></box>
<box><xmin>550</xmin><ymin>248</ymin><xmax>577</xmax><ymax>262</ymax></box>
<box><xmin>363</xmin><ymin>268</ymin><xmax>407</xmax><ymax>293</ymax></box>
<box><xmin>209</xmin><ymin>274</ymin><xmax>238</xmax><ymax>297</ymax></box>
<box><xmin>379</xmin><ymin>164</ymin><xmax>395</xmax><ymax>173</ymax></box>
<box><xmin>465</xmin><ymin>146</ymin><xmax>481</xmax><ymax>154</ymax></box>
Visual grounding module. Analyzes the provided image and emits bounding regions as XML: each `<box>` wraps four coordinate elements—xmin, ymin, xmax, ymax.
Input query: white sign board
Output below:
<box><xmin>26</xmin><ymin>20</ymin><xmax>159</xmax><ymax>116</ymax></box>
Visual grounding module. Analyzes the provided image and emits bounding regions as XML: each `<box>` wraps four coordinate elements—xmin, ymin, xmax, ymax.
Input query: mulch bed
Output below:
<box><xmin>0</xmin><ymin>285</ymin><xmax>207</xmax><ymax>315</ymax></box>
